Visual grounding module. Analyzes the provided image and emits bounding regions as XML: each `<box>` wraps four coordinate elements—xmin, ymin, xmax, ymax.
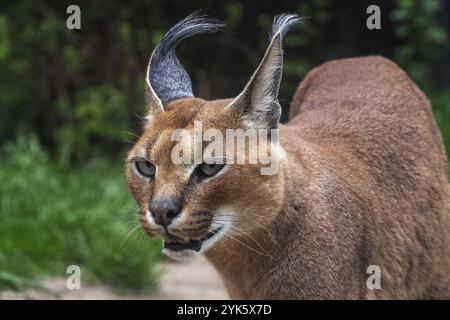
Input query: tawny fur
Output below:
<box><xmin>126</xmin><ymin>56</ymin><xmax>450</xmax><ymax>299</ymax></box>
<box><xmin>206</xmin><ymin>56</ymin><xmax>450</xmax><ymax>299</ymax></box>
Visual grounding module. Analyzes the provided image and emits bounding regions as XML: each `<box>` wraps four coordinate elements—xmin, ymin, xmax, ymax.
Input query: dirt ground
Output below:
<box><xmin>1</xmin><ymin>256</ymin><xmax>229</xmax><ymax>300</ymax></box>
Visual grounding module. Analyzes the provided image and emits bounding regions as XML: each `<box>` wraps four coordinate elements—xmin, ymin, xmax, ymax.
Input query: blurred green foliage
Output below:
<box><xmin>392</xmin><ymin>0</ymin><xmax>448</xmax><ymax>85</ymax></box>
<box><xmin>55</xmin><ymin>84</ymin><xmax>130</xmax><ymax>162</ymax></box>
<box><xmin>0</xmin><ymin>135</ymin><xmax>162</xmax><ymax>291</ymax></box>
<box><xmin>428</xmin><ymin>90</ymin><xmax>450</xmax><ymax>164</ymax></box>
<box><xmin>0</xmin><ymin>1</ymin><xmax>147</xmax><ymax>162</ymax></box>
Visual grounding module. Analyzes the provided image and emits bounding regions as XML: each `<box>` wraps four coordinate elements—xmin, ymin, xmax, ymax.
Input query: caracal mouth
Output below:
<box><xmin>162</xmin><ymin>224</ymin><xmax>228</xmax><ymax>260</ymax></box>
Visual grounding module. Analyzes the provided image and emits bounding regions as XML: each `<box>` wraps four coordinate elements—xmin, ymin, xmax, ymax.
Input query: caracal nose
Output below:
<box><xmin>149</xmin><ymin>198</ymin><xmax>182</xmax><ymax>227</ymax></box>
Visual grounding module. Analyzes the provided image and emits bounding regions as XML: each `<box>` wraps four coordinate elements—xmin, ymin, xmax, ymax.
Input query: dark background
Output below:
<box><xmin>1</xmin><ymin>0</ymin><xmax>449</xmax><ymax>162</ymax></box>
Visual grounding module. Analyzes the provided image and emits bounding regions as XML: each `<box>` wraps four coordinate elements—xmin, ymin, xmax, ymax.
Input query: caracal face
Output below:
<box><xmin>125</xmin><ymin>99</ymin><xmax>284</xmax><ymax>260</ymax></box>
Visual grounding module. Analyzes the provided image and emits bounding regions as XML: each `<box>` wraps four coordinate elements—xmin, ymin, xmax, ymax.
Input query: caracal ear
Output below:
<box><xmin>145</xmin><ymin>13</ymin><xmax>224</xmax><ymax>121</ymax></box>
<box><xmin>227</xmin><ymin>14</ymin><xmax>303</xmax><ymax>129</ymax></box>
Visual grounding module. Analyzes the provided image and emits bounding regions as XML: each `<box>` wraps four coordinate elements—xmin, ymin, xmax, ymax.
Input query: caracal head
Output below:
<box><xmin>125</xmin><ymin>13</ymin><xmax>301</xmax><ymax>259</ymax></box>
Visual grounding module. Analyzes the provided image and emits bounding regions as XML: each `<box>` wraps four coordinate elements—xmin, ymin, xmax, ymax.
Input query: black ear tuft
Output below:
<box><xmin>271</xmin><ymin>14</ymin><xmax>303</xmax><ymax>38</ymax></box>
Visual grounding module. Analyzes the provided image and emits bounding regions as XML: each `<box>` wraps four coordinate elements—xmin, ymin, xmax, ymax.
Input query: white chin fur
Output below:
<box><xmin>162</xmin><ymin>219</ymin><xmax>231</xmax><ymax>260</ymax></box>
<box><xmin>162</xmin><ymin>248</ymin><xmax>200</xmax><ymax>261</ymax></box>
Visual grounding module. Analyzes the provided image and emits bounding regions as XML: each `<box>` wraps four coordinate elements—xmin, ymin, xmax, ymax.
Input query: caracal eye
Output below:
<box><xmin>199</xmin><ymin>163</ymin><xmax>224</xmax><ymax>177</ymax></box>
<box><xmin>135</xmin><ymin>160</ymin><xmax>156</xmax><ymax>178</ymax></box>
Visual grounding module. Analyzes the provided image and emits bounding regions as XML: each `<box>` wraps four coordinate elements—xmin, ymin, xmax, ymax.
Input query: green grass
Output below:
<box><xmin>0</xmin><ymin>135</ymin><xmax>162</xmax><ymax>292</ymax></box>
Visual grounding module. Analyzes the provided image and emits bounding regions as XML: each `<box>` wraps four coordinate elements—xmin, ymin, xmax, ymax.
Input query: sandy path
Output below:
<box><xmin>151</xmin><ymin>256</ymin><xmax>228</xmax><ymax>300</ymax></box>
<box><xmin>1</xmin><ymin>256</ymin><xmax>228</xmax><ymax>300</ymax></box>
